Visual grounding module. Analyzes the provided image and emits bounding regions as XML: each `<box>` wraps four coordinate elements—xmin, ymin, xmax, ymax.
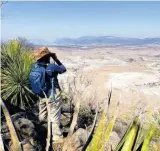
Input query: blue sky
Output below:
<box><xmin>2</xmin><ymin>1</ymin><xmax>160</xmax><ymax>41</ymax></box>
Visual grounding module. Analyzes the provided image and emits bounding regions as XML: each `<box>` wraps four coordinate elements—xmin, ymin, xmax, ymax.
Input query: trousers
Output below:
<box><xmin>39</xmin><ymin>89</ymin><xmax>63</xmax><ymax>141</ymax></box>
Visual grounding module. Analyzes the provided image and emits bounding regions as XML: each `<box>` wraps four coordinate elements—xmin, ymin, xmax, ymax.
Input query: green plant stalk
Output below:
<box><xmin>0</xmin><ymin>99</ymin><xmax>23</xmax><ymax>151</ymax></box>
<box><xmin>86</xmin><ymin>112</ymin><xmax>107</xmax><ymax>151</ymax></box>
<box><xmin>121</xmin><ymin>118</ymin><xmax>140</xmax><ymax>151</ymax></box>
<box><xmin>81</xmin><ymin>104</ymin><xmax>98</xmax><ymax>151</ymax></box>
<box><xmin>115</xmin><ymin>117</ymin><xmax>137</xmax><ymax>151</ymax></box>
<box><xmin>100</xmin><ymin>105</ymin><xmax>119</xmax><ymax>151</ymax></box>
<box><xmin>86</xmin><ymin>91</ymin><xmax>113</xmax><ymax>151</ymax></box>
<box><xmin>132</xmin><ymin>124</ymin><xmax>144</xmax><ymax>151</ymax></box>
<box><xmin>141</xmin><ymin>124</ymin><xmax>156</xmax><ymax>151</ymax></box>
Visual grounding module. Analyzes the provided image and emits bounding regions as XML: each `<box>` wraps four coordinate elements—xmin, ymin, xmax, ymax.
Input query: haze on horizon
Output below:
<box><xmin>1</xmin><ymin>1</ymin><xmax>160</xmax><ymax>42</ymax></box>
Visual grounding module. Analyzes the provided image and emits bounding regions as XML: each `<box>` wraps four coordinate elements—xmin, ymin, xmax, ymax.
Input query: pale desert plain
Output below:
<box><xmin>49</xmin><ymin>45</ymin><xmax>160</xmax><ymax>119</ymax></box>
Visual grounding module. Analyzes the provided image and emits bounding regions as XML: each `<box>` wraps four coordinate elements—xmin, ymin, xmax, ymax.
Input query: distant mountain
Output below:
<box><xmin>53</xmin><ymin>36</ymin><xmax>160</xmax><ymax>46</ymax></box>
<box><xmin>28</xmin><ymin>39</ymin><xmax>52</xmax><ymax>46</ymax></box>
<box><xmin>2</xmin><ymin>36</ymin><xmax>160</xmax><ymax>46</ymax></box>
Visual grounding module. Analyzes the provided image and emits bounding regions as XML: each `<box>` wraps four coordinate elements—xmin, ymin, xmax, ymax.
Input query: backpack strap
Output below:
<box><xmin>51</xmin><ymin>78</ymin><xmax>55</xmax><ymax>102</ymax></box>
<box><xmin>36</xmin><ymin>62</ymin><xmax>48</xmax><ymax>67</ymax></box>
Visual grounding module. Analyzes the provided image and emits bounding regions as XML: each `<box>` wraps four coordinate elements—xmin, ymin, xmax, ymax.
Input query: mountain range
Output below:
<box><xmin>3</xmin><ymin>36</ymin><xmax>160</xmax><ymax>46</ymax></box>
<box><xmin>53</xmin><ymin>36</ymin><xmax>160</xmax><ymax>46</ymax></box>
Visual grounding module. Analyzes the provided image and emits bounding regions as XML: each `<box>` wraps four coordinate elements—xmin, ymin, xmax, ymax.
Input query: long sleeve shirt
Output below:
<box><xmin>37</xmin><ymin>60</ymin><xmax>66</xmax><ymax>97</ymax></box>
<box><xmin>46</xmin><ymin>63</ymin><xmax>66</xmax><ymax>89</ymax></box>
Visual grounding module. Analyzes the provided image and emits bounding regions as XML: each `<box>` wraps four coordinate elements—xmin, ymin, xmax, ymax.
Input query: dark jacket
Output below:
<box><xmin>37</xmin><ymin>60</ymin><xmax>66</xmax><ymax>97</ymax></box>
<box><xmin>46</xmin><ymin>63</ymin><xmax>66</xmax><ymax>90</ymax></box>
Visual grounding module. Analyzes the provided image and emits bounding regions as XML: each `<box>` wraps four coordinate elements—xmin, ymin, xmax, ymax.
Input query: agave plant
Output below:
<box><xmin>86</xmin><ymin>91</ymin><xmax>118</xmax><ymax>151</ymax></box>
<box><xmin>1</xmin><ymin>39</ymin><xmax>36</xmax><ymax>109</ymax></box>
<box><xmin>60</xmin><ymin>91</ymin><xmax>157</xmax><ymax>151</ymax></box>
<box><xmin>82</xmin><ymin>91</ymin><xmax>158</xmax><ymax>151</ymax></box>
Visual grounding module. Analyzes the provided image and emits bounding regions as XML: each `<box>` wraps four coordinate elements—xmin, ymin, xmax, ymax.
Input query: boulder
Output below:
<box><xmin>62</xmin><ymin>128</ymin><xmax>88</xmax><ymax>151</ymax></box>
<box><xmin>105</xmin><ymin>131</ymin><xmax>120</xmax><ymax>151</ymax></box>
<box><xmin>113</xmin><ymin>118</ymin><xmax>128</xmax><ymax>138</ymax></box>
<box><xmin>1</xmin><ymin>112</ymin><xmax>43</xmax><ymax>151</ymax></box>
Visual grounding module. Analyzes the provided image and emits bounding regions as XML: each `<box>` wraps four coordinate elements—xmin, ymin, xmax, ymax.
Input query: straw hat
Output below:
<box><xmin>34</xmin><ymin>47</ymin><xmax>55</xmax><ymax>60</ymax></box>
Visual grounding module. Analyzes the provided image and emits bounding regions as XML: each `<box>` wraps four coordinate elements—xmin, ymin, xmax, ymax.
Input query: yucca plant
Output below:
<box><xmin>1</xmin><ymin>39</ymin><xmax>36</xmax><ymax>109</ymax></box>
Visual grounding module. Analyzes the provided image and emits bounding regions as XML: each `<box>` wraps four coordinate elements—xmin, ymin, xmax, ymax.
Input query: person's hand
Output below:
<box><xmin>51</xmin><ymin>53</ymin><xmax>58</xmax><ymax>61</ymax></box>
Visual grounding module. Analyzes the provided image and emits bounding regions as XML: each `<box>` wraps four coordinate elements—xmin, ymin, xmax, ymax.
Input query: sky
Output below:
<box><xmin>1</xmin><ymin>1</ymin><xmax>160</xmax><ymax>42</ymax></box>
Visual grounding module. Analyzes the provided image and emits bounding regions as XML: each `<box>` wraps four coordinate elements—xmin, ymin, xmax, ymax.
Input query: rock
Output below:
<box><xmin>61</xmin><ymin>104</ymin><xmax>74</xmax><ymax>113</ymax></box>
<box><xmin>14</xmin><ymin>117</ymin><xmax>36</xmax><ymax>138</ymax></box>
<box><xmin>61</xmin><ymin>113</ymin><xmax>72</xmax><ymax>127</ymax></box>
<box><xmin>113</xmin><ymin>118</ymin><xmax>128</xmax><ymax>138</ymax></box>
<box><xmin>105</xmin><ymin>131</ymin><xmax>120</xmax><ymax>151</ymax></box>
<box><xmin>62</xmin><ymin>128</ymin><xmax>88</xmax><ymax>151</ymax></box>
<box><xmin>128</xmin><ymin>58</ymin><xmax>135</xmax><ymax>63</ymax></box>
<box><xmin>139</xmin><ymin>57</ymin><xmax>146</xmax><ymax>61</ymax></box>
<box><xmin>1</xmin><ymin>112</ymin><xmax>43</xmax><ymax>151</ymax></box>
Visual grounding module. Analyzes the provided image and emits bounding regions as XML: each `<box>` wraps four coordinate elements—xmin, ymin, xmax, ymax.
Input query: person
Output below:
<box><xmin>30</xmin><ymin>47</ymin><xmax>66</xmax><ymax>144</ymax></box>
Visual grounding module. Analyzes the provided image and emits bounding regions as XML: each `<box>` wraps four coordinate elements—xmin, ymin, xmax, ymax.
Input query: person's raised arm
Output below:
<box><xmin>46</xmin><ymin>53</ymin><xmax>66</xmax><ymax>75</ymax></box>
<box><xmin>51</xmin><ymin>53</ymin><xmax>62</xmax><ymax>65</ymax></box>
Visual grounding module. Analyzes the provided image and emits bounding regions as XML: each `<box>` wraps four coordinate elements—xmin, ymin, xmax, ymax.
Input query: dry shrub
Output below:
<box><xmin>60</xmin><ymin>72</ymin><xmax>92</xmax><ymax>103</ymax></box>
<box><xmin>60</xmin><ymin>71</ymin><xmax>101</xmax><ymax>130</ymax></box>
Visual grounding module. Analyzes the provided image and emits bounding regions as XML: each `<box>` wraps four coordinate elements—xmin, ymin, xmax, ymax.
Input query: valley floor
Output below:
<box><xmin>49</xmin><ymin>45</ymin><xmax>160</xmax><ymax>116</ymax></box>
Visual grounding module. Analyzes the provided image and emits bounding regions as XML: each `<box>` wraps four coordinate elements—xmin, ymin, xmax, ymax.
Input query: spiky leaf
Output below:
<box><xmin>1</xmin><ymin>39</ymin><xmax>37</xmax><ymax>109</ymax></box>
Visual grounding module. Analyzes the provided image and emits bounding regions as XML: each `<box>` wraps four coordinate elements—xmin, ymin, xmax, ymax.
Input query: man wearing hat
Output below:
<box><xmin>30</xmin><ymin>47</ymin><xmax>66</xmax><ymax>145</ymax></box>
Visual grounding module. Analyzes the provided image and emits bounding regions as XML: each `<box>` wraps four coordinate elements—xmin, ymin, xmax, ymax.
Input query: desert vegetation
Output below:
<box><xmin>1</xmin><ymin>39</ymin><xmax>160</xmax><ymax>151</ymax></box>
<box><xmin>1</xmin><ymin>39</ymin><xmax>36</xmax><ymax>109</ymax></box>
